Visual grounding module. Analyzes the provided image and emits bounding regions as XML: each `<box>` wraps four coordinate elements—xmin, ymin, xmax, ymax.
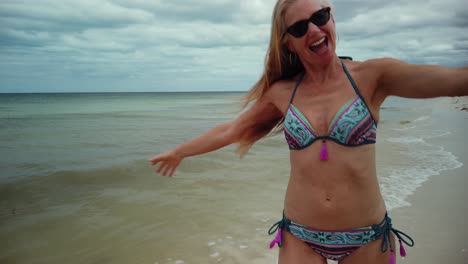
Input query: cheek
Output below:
<box><xmin>287</xmin><ymin>42</ymin><xmax>295</xmax><ymax>53</ymax></box>
<box><xmin>327</xmin><ymin>25</ymin><xmax>337</xmax><ymax>46</ymax></box>
<box><xmin>286</xmin><ymin>38</ymin><xmax>300</xmax><ymax>53</ymax></box>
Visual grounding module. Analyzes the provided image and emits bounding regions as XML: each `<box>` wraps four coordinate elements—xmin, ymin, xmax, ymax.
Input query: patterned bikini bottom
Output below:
<box><xmin>268</xmin><ymin>212</ymin><xmax>414</xmax><ymax>263</ymax></box>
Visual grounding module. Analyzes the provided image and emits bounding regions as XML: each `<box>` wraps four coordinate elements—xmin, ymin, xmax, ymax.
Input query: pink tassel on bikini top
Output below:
<box><xmin>320</xmin><ymin>140</ymin><xmax>329</xmax><ymax>160</ymax></box>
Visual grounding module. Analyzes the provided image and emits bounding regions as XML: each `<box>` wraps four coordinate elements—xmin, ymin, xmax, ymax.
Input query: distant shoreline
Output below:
<box><xmin>0</xmin><ymin>91</ymin><xmax>248</xmax><ymax>95</ymax></box>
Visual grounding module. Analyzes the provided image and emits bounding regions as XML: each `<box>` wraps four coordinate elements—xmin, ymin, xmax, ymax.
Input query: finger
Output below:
<box><xmin>162</xmin><ymin>164</ymin><xmax>172</xmax><ymax>176</ymax></box>
<box><xmin>149</xmin><ymin>153</ymin><xmax>165</xmax><ymax>163</ymax></box>
<box><xmin>157</xmin><ymin>163</ymin><xmax>167</xmax><ymax>173</ymax></box>
<box><xmin>168</xmin><ymin>167</ymin><xmax>176</xmax><ymax>177</ymax></box>
<box><xmin>150</xmin><ymin>159</ymin><xmax>161</xmax><ymax>167</ymax></box>
<box><xmin>149</xmin><ymin>157</ymin><xmax>162</xmax><ymax>166</ymax></box>
<box><xmin>169</xmin><ymin>161</ymin><xmax>181</xmax><ymax>177</ymax></box>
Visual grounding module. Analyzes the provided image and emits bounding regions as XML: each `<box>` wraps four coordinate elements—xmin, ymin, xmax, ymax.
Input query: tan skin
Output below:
<box><xmin>149</xmin><ymin>0</ymin><xmax>468</xmax><ymax>263</ymax></box>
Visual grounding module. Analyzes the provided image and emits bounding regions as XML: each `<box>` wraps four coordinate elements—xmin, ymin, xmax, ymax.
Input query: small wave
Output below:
<box><xmin>386</xmin><ymin>137</ymin><xmax>424</xmax><ymax>144</ymax></box>
<box><xmin>31</xmin><ymin>159</ymin><xmax>151</xmax><ymax>187</ymax></box>
<box><xmin>80</xmin><ymin>142</ymin><xmax>121</xmax><ymax>148</ymax></box>
<box><xmin>422</xmin><ymin>131</ymin><xmax>451</xmax><ymax>139</ymax></box>
<box><xmin>381</xmin><ymin>143</ymin><xmax>463</xmax><ymax>210</ymax></box>
<box><xmin>380</xmin><ymin>106</ymin><xmax>399</xmax><ymax>111</ymax></box>
<box><xmin>3</xmin><ymin>112</ymin><xmax>164</xmax><ymax>120</ymax></box>
<box><xmin>381</xmin><ymin>119</ymin><xmax>462</xmax><ymax>211</ymax></box>
<box><xmin>386</xmin><ymin>130</ymin><xmax>451</xmax><ymax>144</ymax></box>
<box><xmin>414</xmin><ymin>116</ymin><xmax>431</xmax><ymax>122</ymax></box>
<box><xmin>17</xmin><ymin>162</ymin><xmax>45</xmax><ymax>169</ymax></box>
<box><xmin>388</xmin><ymin>115</ymin><xmax>432</xmax><ymax>132</ymax></box>
<box><xmin>12</xmin><ymin>162</ymin><xmax>56</xmax><ymax>176</ymax></box>
<box><xmin>391</xmin><ymin>126</ymin><xmax>417</xmax><ymax>131</ymax></box>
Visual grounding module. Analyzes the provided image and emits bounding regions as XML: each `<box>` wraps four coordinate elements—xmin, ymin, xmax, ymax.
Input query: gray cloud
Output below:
<box><xmin>0</xmin><ymin>0</ymin><xmax>466</xmax><ymax>93</ymax></box>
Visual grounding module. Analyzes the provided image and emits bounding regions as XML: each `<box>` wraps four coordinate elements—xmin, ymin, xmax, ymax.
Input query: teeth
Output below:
<box><xmin>310</xmin><ymin>37</ymin><xmax>325</xmax><ymax>47</ymax></box>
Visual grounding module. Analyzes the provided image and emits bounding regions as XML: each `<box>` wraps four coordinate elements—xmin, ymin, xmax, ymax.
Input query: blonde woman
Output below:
<box><xmin>149</xmin><ymin>0</ymin><xmax>468</xmax><ymax>263</ymax></box>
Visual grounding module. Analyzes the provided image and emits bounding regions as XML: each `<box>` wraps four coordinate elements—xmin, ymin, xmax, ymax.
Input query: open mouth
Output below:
<box><xmin>309</xmin><ymin>36</ymin><xmax>328</xmax><ymax>54</ymax></box>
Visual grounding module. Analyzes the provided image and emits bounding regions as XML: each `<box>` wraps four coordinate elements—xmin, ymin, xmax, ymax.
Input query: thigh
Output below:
<box><xmin>278</xmin><ymin>230</ymin><xmax>327</xmax><ymax>264</ymax></box>
<box><xmin>339</xmin><ymin>233</ymin><xmax>395</xmax><ymax>264</ymax></box>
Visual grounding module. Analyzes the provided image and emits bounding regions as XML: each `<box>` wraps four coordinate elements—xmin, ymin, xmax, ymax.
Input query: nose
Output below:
<box><xmin>307</xmin><ymin>21</ymin><xmax>321</xmax><ymax>34</ymax></box>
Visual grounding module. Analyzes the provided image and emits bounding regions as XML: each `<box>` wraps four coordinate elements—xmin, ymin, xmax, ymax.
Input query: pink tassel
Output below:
<box><xmin>269</xmin><ymin>227</ymin><xmax>282</xmax><ymax>249</ymax></box>
<box><xmin>389</xmin><ymin>251</ymin><xmax>396</xmax><ymax>264</ymax></box>
<box><xmin>399</xmin><ymin>240</ymin><xmax>407</xmax><ymax>257</ymax></box>
<box><xmin>320</xmin><ymin>140</ymin><xmax>328</xmax><ymax>160</ymax></box>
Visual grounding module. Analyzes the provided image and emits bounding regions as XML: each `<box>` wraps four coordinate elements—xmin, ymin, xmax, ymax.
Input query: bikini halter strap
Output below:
<box><xmin>287</xmin><ymin>60</ymin><xmax>355</xmax><ymax>105</ymax></box>
<box><xmin>341</xmin><ymin>61</ymin><xmax>363</xmax><ymax>99</ymax></box>
<box><xmin>288</xmin><ymin>72</ymin><xmax>306</xmax><ymax>105</ymax></box>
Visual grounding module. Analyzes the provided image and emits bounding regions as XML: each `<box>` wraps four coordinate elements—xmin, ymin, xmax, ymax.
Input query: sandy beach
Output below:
<box><xmin>392</xmin><ymin>97</ymin><xmax>468</xmax><ymax>264</ymax></box>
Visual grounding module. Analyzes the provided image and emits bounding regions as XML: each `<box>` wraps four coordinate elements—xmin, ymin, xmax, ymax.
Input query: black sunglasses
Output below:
<box><xmin>286</xmin><ymin>7</ymin><xmax>331</xmax><ymax>38</ymax></box>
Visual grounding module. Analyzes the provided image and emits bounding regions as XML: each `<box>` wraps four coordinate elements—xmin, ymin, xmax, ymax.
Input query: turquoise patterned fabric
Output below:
<box><xmin>284</xmin><ymin>61</ymin><xmax>377</xmax><ymax>150</ymax></box>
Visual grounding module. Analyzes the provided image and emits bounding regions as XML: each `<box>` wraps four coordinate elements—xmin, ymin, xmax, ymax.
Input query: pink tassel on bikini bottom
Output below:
<box><xmin>389</xmin><ymin>251</ymin><xmax>396</xmax><ymax>264</ymax></box>
<box><xmin>399</xmin><ymin>239</ymin><xmax>407</xmax><ymax>257</ymax></box>
<box><xmin>269</xmin><ymin>227</ymin><xmax>282</xmax><ymax>249</ymax></box>
<box><xmin>320</xmin><ymin>140</ymin><xmax>328</xmax><ymax>161</ymax></box>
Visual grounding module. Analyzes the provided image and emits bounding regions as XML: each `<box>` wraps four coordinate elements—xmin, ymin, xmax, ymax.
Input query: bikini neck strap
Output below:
<box><xmin>341</xmin><ymin>60</ymin><xmax>378</xmax><ymax>125</ymax></box>
<box><xmin>288</xmin><ymin>59</ymin><xmax>361</xmax><ymax>105</ymax></box>
<box><xmin>340</xmin><ymin>60</ymin><xmax>363</xmax><ymax>98</ymax></box>
<box><xmin>288</xmin><ymin>72</ymin><xmax>305</xmax><ymax>105</ymax></box>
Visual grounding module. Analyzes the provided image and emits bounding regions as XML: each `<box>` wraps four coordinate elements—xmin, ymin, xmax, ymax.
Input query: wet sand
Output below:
<box><xmin>392</xmin><ymin>97</ymin><xmax>468</xmax><ymax>264</ymax></box>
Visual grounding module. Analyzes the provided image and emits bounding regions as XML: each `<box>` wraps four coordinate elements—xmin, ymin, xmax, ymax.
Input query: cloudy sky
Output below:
<box><xmin>1</xmin><ymin>0</ymin><xmax>467</xmax><ymax>93</ymax></box>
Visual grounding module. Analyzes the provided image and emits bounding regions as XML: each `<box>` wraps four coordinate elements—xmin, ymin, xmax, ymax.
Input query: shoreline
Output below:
<box><xmin>390</xmin><ymin>97</ymin><xmax>468</xmax><ymax>264</ymax></box>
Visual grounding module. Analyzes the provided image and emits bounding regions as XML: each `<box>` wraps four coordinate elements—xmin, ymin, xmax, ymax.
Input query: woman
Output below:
<box><xmin>149</xmin><ymin>0</ymin><xmax>468</xmax><ymax>263</ymax></box>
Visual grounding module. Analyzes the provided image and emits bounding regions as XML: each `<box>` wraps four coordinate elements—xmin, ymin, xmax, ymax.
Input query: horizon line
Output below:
<box><xmin>0</xmin><ymin>90</ymin><xmax>248</xmax><ymax>94</ymax></box>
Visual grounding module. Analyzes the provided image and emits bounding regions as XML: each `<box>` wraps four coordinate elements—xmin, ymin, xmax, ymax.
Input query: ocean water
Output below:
<box><xmin>0</xmin><ymin>93</ymin><xmax>463</xmax><ymax>264</ymax></box>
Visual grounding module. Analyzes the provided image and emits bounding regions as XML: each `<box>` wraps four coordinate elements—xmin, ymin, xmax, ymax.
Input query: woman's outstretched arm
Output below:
<box><xmin>149</xmin><ymin>93</ymin><xmax>282</xmax><ymax>177</ymax></box>
<box><xmin>372</xmin><ymin>58</ymin><xmax>468</xmax><ymax>99</ymax></box>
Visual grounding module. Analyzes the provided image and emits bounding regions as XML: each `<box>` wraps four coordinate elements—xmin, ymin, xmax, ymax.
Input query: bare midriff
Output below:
<box><xmin>283</xmin><ymin>141</ymin><xmax>387</xmax><ymax>230</ymax></box>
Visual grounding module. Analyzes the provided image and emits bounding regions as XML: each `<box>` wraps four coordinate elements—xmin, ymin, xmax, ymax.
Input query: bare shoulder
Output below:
<box><xmin>342</xmin><ymin>57</ymin><xmax>398</xmax><ymax>75</ymax></box>
<box><xmin>355</xmin><ymin>57</ymin><xmax>412</xmax><ymax>82</ymax></box>
<box><xmin>266</xmin><ymin>75</ymin><xmax>303</xmax><ymax>113</ymax></box>
<box><xmin>341</xmin><ymin>59</ymin><xmax>381</xmax><ymax>98</ymax></box>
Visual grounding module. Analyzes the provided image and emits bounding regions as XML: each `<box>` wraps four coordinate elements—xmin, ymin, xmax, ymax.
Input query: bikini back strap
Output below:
<box><xmin>289</xmin><ymin>72</ymin><xmax>305</xmax><ymax>105</ymax></box>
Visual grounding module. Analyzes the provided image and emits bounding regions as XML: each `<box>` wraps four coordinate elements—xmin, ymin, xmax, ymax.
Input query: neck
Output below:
<box><xmin>302</xmin><ymin>55</ymin><xmax>342</xmax><ymax>84</ymax></box>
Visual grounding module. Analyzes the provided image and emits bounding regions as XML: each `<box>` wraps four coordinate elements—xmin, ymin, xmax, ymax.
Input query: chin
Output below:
<box><xmin>312</xmin><ymin>50</ymin><xmax>336</xmax><ymax>67</ymax></box>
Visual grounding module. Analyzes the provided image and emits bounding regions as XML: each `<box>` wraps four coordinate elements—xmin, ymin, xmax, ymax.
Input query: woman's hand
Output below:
<box><xmin>147</xmin><ymin>91</ymin><xmax>283</xmax><ymax>177</ymax></box>
<box><xmin>148</xmin><ymin>150</ymin><xmax>183</xmax><ymax>177</ymax></box>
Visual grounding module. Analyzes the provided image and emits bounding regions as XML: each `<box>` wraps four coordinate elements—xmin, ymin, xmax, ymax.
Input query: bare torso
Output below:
<box><xmin>268</xmin><ymin>60</ymin><xmax>387</xmax><ymax>229</ymax></box>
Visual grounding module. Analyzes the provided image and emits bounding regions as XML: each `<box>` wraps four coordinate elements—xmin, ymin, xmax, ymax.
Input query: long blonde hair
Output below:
<box><xmin>237</xmin><ymin>0</ymin><xmax>332</xmax><ymax>156</ymax></box>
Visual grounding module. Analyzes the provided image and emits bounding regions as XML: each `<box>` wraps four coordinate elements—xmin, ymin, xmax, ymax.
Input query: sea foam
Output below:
<box><xmin>382</xmin><ymin>117</ymin><xmax>462</xmax><ymax>210</ymax></box>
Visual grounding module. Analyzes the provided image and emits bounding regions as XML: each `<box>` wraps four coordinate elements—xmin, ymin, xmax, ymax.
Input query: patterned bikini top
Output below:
<box><xmin>284</xmin><ymin>61</ymin><xmax>377</xmax><ymax>160</ymax></box>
